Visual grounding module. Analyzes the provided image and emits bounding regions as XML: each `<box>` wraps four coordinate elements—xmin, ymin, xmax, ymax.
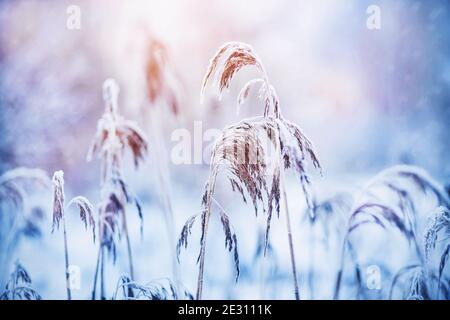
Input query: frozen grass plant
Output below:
<box><xmin>144</xmin><ymin>38</ymin><xmax>183</xmax><ymax>293</ymax></box>
<box><xmin>0</xmin><ymin>167</ymin><xmax>50</xmax><ymax>286</ymax></box>
<box><xmin>334</xmin><ymin>165</ymin><xmax>450</xmax><ymax>299</ymax></box>
<box><xmin>178</xmin><ymin>42</ymin><xmax>321</xmax><ymax>300</ymax></box>
<box><xmin>87</xmin><ymin>79</ymin><xmax>148</xmax><ymax>299</ymax></box>
<box><xmin>0</xmin><ymin>262</ymin><xmax>41</xmax><ymax>300</ymax></box>
<box><xmin>52</xmin><ymin>170</ymin><xmax>95</xmax><ymax>300</ymax></box>
<box><xmin>388</xmin><ymin>206</ymin><xmax>450</xmax><ymax>299</ymax></box>
<box><xmin>112</xmin><ymin>275</ymin><xmax>193</xmax><ymax>300</ymax></box>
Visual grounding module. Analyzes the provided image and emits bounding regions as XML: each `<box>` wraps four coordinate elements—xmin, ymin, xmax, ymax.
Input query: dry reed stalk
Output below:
<box><xmin>178</xmin><ymin>42</ymin><xmax>321</xmax><ymax>299</ymax></box>
<box><xmin>52</xmin><ymin>170</ymin><xmax>95</xmax><ymax>300</ymax></box>
<box><xmin>143</xmin><ymin>38</ymin><xmax>183</xmax><ymax>296</ymax></box>
<box><xmin>87</xmin><ymin>79</ymin><xmax>147</xmax><ymax>299</ymax></box>
<box><xmin>334</xmin><ymin>165</ymin><xmax>450</xmax><ymax>299</ymax></box>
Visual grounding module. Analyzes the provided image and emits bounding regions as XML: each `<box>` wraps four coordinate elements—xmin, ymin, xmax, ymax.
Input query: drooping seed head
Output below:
<box><xmin>51</xmin><ymin>170</ymin><xmax>65</xmax><ymax>232</ymax></box>
<box><xmin>67</xmin><ymin>196</ymin><xmax>96</xmax><ymax>242</ymax></box>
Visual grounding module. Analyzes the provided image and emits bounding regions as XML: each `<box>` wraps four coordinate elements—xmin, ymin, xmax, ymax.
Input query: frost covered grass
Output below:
<box><xmin>334</xmin><ymin>165</ymin><xmax>450</xmax><ymax>300</ymax></box>
<box><xmin>0</xmin><ymin>32</ymin><xmax>449</xmax><ymax>300</ymax></box>
<box><xmin>177</xmin><ymin>42</ymin><xmax>321</xmax><ymax>300</ymax></box>
<box><xmin>51</xmin><ymin>170</ymin><xmax>95</xmax><ymax>300</ymax></box>
<box><xmin>87</xmin><ymin>79</ymin><xmax>147</xmax><ymax>299</ymax></box>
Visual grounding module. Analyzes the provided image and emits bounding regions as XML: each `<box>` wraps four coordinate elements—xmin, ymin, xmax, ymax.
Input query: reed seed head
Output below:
<box><xmin>51</xmin><ymin>170</ymin><xmax>65</xmax><ymax>232</ymax></box>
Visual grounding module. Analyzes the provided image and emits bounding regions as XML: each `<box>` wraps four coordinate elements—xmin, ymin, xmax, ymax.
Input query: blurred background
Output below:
<box><xmin>0</xmin><ymin>0</ymin><xmax>449</xmax><ymax>299</ymax></box>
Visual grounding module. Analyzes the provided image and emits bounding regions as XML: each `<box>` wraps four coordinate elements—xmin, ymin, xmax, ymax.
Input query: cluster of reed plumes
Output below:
<box><xmin>0</xmin><ymin>42</ymin><xmax>449</xmax><ymax>301</ymax></box>
<box><xmin>334</xmin><ymin>165</ymin><xmax>450</xmax><ymax>300</ymax></box>
<box><xmin>178</xmin><ymin>42</ymin><xmax>321</xmax><ymax>300</ymax></box>
<box><xmin>0</xmin><ymin>37</ymin><xmax>187</xmax><ymax>300</ymax></box>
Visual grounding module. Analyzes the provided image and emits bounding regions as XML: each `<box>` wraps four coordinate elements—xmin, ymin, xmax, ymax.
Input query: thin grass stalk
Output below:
<box><xmin>100</xmin><ymin>246</ymin><xmax>105</xmax><ymax>299</ymax></box>
<box><xmin>11</xmin><ymin>268</ymin><xmax>16</xmax><ymax>300</ymax></box>
<box><xmin>116</xmin><ymin>180</ymin><xmax>135</xmax><ymax>281</ymax></box>
<box><xmin>116</xmin><ymin>157</ymin><xmax>136</xmax><ymax>282</ymax></box>
<box><xmin>92</xmin><ymin>206</ymin><xmax>104</xmax><ymax>300</ymax></box>
<box><xmin>147</xmin><ymin>107</ymin><xmax>180</xmax><ymax>296</ymax></box>
<box><xmin>62</xmin><ymin>212</ymin><xmax>71</xmax><ymax>300</ymax></box>
<box><xmin>91</xmin><ymin>244</ymin><xmax>101</xmax><ymax>299</ymax></box>
<box><xmin>274</xmin><ymin>121</ymin><xmax>300</xmax><ymax>300</ymax></box>
<box><xmin>196</xmin><ymin>169</ymin><xmax>218</xmax><ymax>300</ymax></box>
<box><xmin>338</xmin><ymin>240</ymin><xmax>362</xmax><ymax>299</ymax></box>
<box><xmin>94</xmin><ymin>209</ymin><xmax>108</xmax><ymax>299</ymax></box>
<box><xmin>91</xmin><ymin>220</ymin><xmax>101</xmax><ymax>299</ymax></box>
<box><xmin>91</xmin><ymin>205</ymin><xmax>106</xmax><ymax>300</ymax></box>
<box><xmin>280</xmin><ymin>167</ymin><xmax>300</xmax><ymax>300</ymax></box>
<box><xmin>437</xmin><ymin>244</ymin><xmax>450</xmax><ymax>299</ymax></box>
<box><xmin>307</xmin><ymin>219</ymin><xmax>315</xmax><ymax>299</ymax></box>
<box><xmin>195</xmin><ymin>205</ymin><xmax>210</xmax><ymax>299</ymax></box>
<box><xmin>334</xmin><ymin>234</ymin><xmax>363</xmax><ymax>299</ymax></box>
<box><xmin>350</xmin><ymin>243</ymin><xmax>363</xmax><ymax>299</ymax></box>
<box><xmin>334</xmin><ymin>234</ymin><xmax>349</xmax><ymax>299</ymax></box>
<box><xmin>195</xmin><ymin>220</ymin><xmax>209</xmax><ymax>300</ymax></box>
<box><xmin>122</xmin><ymin>208</ymin><xmax>135</xmax><ymax>280</ymax></box>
